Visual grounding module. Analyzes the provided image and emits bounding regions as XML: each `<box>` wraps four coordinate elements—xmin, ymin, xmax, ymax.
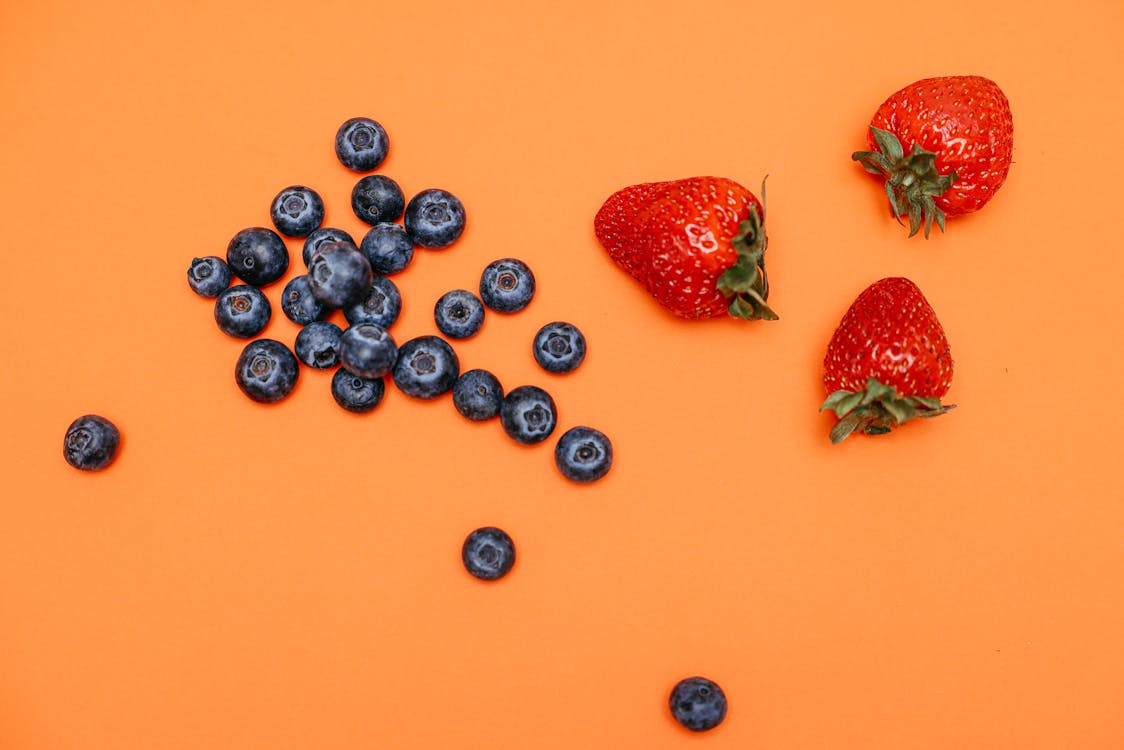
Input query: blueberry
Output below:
<box><xmin>351</xmin><ymin>175</ymin><xmax>405</xmax><ymax>225</ymax></box>
<box><xmin>404</xmin><ymin>188</ymin><xmax>466</xmax><ymax>248</ymax></box>
<box><xmin>226</xmin><ymin>227</ymin><xmax>289</xmax><ymax>286</ymax></box>
<box><xmin>63</xmin><ymin>414</ymin><xmax>120</xmax><ymax>471</ymax></box>
<box><xmin>480</xmin><ymin>258</ymin><xmax>535</xmax><ymax>313</ymax></box>
<box><xmin>554</xmin><ymin>427</ymin><xmax>612</xmax><ymax>483</ymax></box>
<box><xmin>392</xmin><ymin>335</ymin><xmax>460</xmax><ymax>399</ymax></box>
<box><xmin>452</xmin><ymin>369</ymin><xmax>504</xmax><ymax>421</ymax></box>
<box><xmin>461</xmin><ymin>527</ymin><xmax>515</xmax><ymax>581</ymax></box>
<box><xmin>339</xmin><ymin>323</ymin><xmax>398</xmax><ymax>379</ymax></box>
<box><xmin>499</xmin><ymin>385</ymin><xmax>556</xmax><ymax>444</ymax></box>
<box><xmin>434</xmin><ymin>289</ymin><xmax>485</xmax><ymax>339</ymax></box>
<box><xmin>335</xmin><ymin>117</ymin><xmax>389</xmax><ymax>172</ymax></box>
<box><xmin>294</xmin><ymin>321</ymin><xmax>343</xmax><ymax>369</ymax></box>
<box><xmin>270</xmin><ymin>185</ymin><xmax>324</xmax><ymax>238</ymax></box>
<box><xmin>669</xmin><ymin>677</ymin><xmax>727</xmax><ymax>732</ymax></box>
<box><xmin>308</xmin><ymin>241</ymin><xmax>374</xmax><ymax>309</ymax></box>
<box><xmin>330</xmin><ymin>368</ymin><xmax>386</xmax><ymax>413</ymax></box>
<box><xmin>303</xmin><ymin>227</ymin><xmax>355</xmax><ymax>267</ymax></box>
<box><xmin>533</xmin><ymin>321</ymin><xmax>587</xmax><ymax>374</ymax></box>
<box><xmin>187</xmin><ymin>256</ymin><xmax>232</xmax><ymax>297</ymax></box>
<box><xmin>344</xmin><ymin>276</ymin><xmax>402</xmax><ymax>328</ymax></box>
<box><xmin>280</xmin><ymin>275</ymin><xmax>327</xmax><ymax>326</ymax></box>
<box><xmin>214</xmin><ymin>285</ymin><xmax>271</xmax><ymax>338</ymax></box>
<box><xmin>234</xmin><ymin>339</ymin><xmax>299</xmax><ymax>403</ymax></box>
<box><xmin>359</xmin><ymin>222</ymin><xmax>414</xmax><ymax>275</ymax></box>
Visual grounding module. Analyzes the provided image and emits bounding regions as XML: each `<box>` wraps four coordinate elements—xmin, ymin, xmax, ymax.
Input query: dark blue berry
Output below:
<box><xmin>533</xmin><ymin>321</ymin><xmax>587</xmax><ymax>374</ymax></box>
<box><xmin>499</xmin><ymin>385</ymin><xmax>556</xmax><ymax>444</ymax></box>
<box><xmin>404</xmin><ymin>188</ymin><xmax>466</xmax><ymax>248</ymax></box>
<box><xmin>480</xmin><ymin>258</ymin><xmax>535</xmax><ymax>313</ymax></box>
<box><xmin>669</xmin><ymin>677</ymin><xmax>727</xmax><ymax>732</ymax></box>
<box><xmin>339</xmin><ymin>323</ymin><xmax>398</xmax><ymax>379</ymax></box>
<box><xmin>308</xmin><ymin>241</ymin><xmax>374</xmax><ymax>309</ymax></box>
<box><xmin>63</xmin><ymin>414</ymin><xmax>120</xmax><ymax>471</ymax></box>
<box><xmin>351</xmin><ymin>175</ymin><xmax>405</xmax><ymax>225</ymax></box>
<box><xmin>226</xmin><ymin>227</ymin><xmax>289</xmax><ymax>286</ymax></box>
<box><xmin>392</xmin><ymin>335</ymin><xmax>460</xmax><ymax>399</ymax></box>
<box><xmin>452</xmin><ymin>369</ymin><xmax>504</xmax><ymax>421</ymax></box>
<box><xmin>359</xmin><ymin>223</ymin><xmax>414</xmax><ymax>274</ymax></box>
<box><xmin>344</xmin><ymin>276</ymin><xmax>402</xmax><ymax>328</ymax></box>
<box><xmin>461</xmin><ymin>527</ymin><xmax>515</xmax><ymax>581</ymax></box>
<box><xmin>330</xmin><ymin>368</ymin><xmax>386</xmax><ymax>413</ymax></box>
<box><xmin>187</xmin><ymin>256</ymin><xmax>232</xmax><ymax>297</ymax></box>
<box><xmin>235</xmin><ymin>339</ymin><xmax>299</xmax><ymax>403</ymax></box>
<box><xmin>294</xmin><ymin>321</ymin><xmax>343</xmax><ymax>369</ymax></box>
<box><xmin>270</xmin><ymin>185</ymin><xmax>324</xmax><ymax>238</ymax></box>
<box><xmin>554</xmin><ymin>427</ymin><xmax>612</xmax><ymax>483</ymax></box>
<box><xmin>280</xmin><ymin>275</ymin><xmax>327</xmax><ymax>326</ymax></box>
<box><xmin>303</xmin><ymin>227</ymin><xmax>355</xmax><ymax>267</ymax></box>
<box><xmin>214</xmin><ymin>285</ymin><xmax>271</xmax><ymax>338</ymax></box>
<box><xmin>335</xmin><ymin>117</ymin><xmax>389</xmax><ymax>172</ymax></box>
<box><xmin>434</xmin><ymin>289</ymin><xmax>485</xmax><ymax>339</ymax></box>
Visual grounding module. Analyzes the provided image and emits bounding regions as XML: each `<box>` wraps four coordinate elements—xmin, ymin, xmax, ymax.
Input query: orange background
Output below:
<box><xmin>1</xmin><ymin>1</ymin><xmax>1122</xmax><ymax>748</ymax></box>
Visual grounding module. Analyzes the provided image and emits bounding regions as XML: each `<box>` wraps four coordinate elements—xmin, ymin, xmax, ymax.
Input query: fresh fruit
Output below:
<box><xmin>214</xmin><ymin>285</ymin><xmax>271</xmax><ymax>338</ymax></box>
<box><xmin>669</xmin><ymin>677</ymin><xmax>727</xmax><ymax>732</ymax></box>
<box><xmin>820</xmin><ymin>277</ymin><xmax>955</xmax><ymax>443</ymax></box>
<box><xmin>554</xmin><ymin>426</ymin><xmax>612</xmax><ymax>483</ymax></box>
<box><xmin>235</xmin><ymin>339</ymin><xmax>299</xmax><ymax>403</ymax></box>
<box><xmin>280</xmin><ymin>274</ymin><xmax>328</xmax><ymax>326</ymax></box>
<box><xmin>187</xmin><ymin>256</ymin><xmax>232</xmax><ymax>297</ymax></box>
<box><xmin>360</xmin><ymin>222</ymin><xmax>415</xmax><ymax>275</ymax></box>
<box><xmin>344</xmin><ymin>276</ymin><xmax>402</xmax><ymax>328</ymax></box>
<box><xmin>499</xmin><ymin>385</ymin><xmax>556</xmax><ymax>444</ymax></box>
<box><xmin>307</xmin><ymin>240</ymin><xmax>374</xmax><ymax>309</ymax></box>
<box><xmin>303</xmin><ymin>227</ymin><xmax>355</xmax><ymax>267</ymax></box>
<box><xmin>853</xmin><ymin>75</ymin><xmax>1014</xmax><ymax>237</ymax></box>
<box><xmin>594</xmin><ymin>176</ymin><xmax>776</xmax><ymax>321</ymax></box>
<box><xmin>404</xmin><ymin>188</ymin><xmax>466</xmax><ymax>248</ymax></box>
<box><xmin>434</xmin><ymin>289</ymin><xmax>486</xmax><ymax>339</ymax></box>
<box><xmin>479</xmin><ymin>257</ymin><xmax>535</xmax><ymax>313</ymax></box>
<box><xmin>270</xmin><ymin>185</ymin><xmax>324</xmax><ymax>238</ymax></box>
<box><xmin>330</xmin><ymin>368</ymin><xmax>386</xmax><ymax>413</ymax></box>
<box><xmin>294</xmin><ymin>321</ymin><xmax>343</xmax><ymax>369</ymax></box>
<box><xmin>452</xmin><ymin>369</ymin><xmax>504</xmax><ymax>421</ymax></box>
<box><xmin>392</xmin><ymin>335</ymin><xmax>460</xmax><ymax>399</ymax></box>
<box><xmin>351</xmin><ymin>174</ymin><xmax>405</xmax><ymax>225</ymax></box>
<box><xmin>63</xmin><ymin>414</ymin><xmax>120</xmax><ymax>471</ymax></box>
<box><xmin>226</xmin><ymin>227</ymin><xmax>289</xmax><ymax>286</ymax></box>
<box><xmin>532</xmin><ymin>321</ymin><xmax>586</xmax><ymax>374</ymax></box>
<box><xmin>335</xmin><ymin>117</ymin><xmax>389</xmax><ymax>172</ymax></box>
<box><xmin>339</xmin><ymin>323</ymin><xmax>398</xmax><ymax>379</ymax></box>
<box><xmin>461</xmin><ymin>527</ymin><xmax>516</xmax><ymax>581</ymax></box>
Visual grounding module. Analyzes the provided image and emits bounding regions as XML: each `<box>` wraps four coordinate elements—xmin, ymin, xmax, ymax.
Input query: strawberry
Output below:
<box><xmin>820</xmin><ymin>277</ymin><xmax>955</xmax><ymax>443</ymax></box>
<box><xmin>594</xmin><ymin>177</ymin><xmax>777</xmax><ymax>321</ymax></box>
<box><xmin>853</xmin><ymin>75</ymin><xmax>1014</xmax><ymax>237</ymax></box>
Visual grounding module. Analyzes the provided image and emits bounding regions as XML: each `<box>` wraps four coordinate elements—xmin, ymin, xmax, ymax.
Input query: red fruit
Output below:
<box><xmin>594</xmin><ymin>177</ymin><xmax>777</xmax><ymax>321</ymax></box>
<box><xmin>853</xmin><ymin>75</ymin><xmax>1014</xmax><ymax>237</ymax></box>
<box><xmin>820</xmin><ymin>277</ymin><xmax>955</xmax><ymax>443</ymax></box>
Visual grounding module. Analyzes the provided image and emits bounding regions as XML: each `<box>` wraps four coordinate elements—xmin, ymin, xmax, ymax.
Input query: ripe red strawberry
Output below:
<box><xmin>853</xmin><ymin>75</ymin><xmax>1013</xmax><ymax>237</ymax></box>
<box><xmin>594</xmin><ymin>177</ymin><xmax>777</xmax><ymax>321</ymax></box>
<box><xmin>820</xmin><ymin>277</ymin><xmax>955</xmax><ymax>443</ymax></box>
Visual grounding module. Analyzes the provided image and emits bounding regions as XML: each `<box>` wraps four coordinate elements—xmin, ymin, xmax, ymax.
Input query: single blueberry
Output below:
<box><xmin>339</xmin><ymin>323</ymin><xmax>398</xmax><ymax>379</ymax></box>
<box><xmin>335</xmin><ymin>117</ymin><xmax>389</xmax><ymax>172</ymax></box>
<box><xmin>270</xmin><ymin>185</ymin><xmax>324</xmax><ymax>238</ymax></box>
<box><xmin>351</xmin><ymin>175</ymin><xmax>405</xmax><ymax>225</ymax></box>
<box><xmin>554</xmin><ymin>426</ymin><xmax>613</xmax><ymax>483</ymax></box>
<box><xmin>480</xmin><ymin>257</ymin><xmax>535</xmax><ymax>313</ymax></box>
<box><xmin>63</xmin><ymin>414</ymin><xmax>120</xmax><ymax>471</ymax></box>
<box><xmin>461</xmin><ymin>527</ymin><xmax>515</xmax><ymax>581</ymax></box>
<box><xmin>359</xmin><ymin>222</ymin><xmax>414</xmax><ymax>275</ymax></box>
<box><xmin>235</xmin><ymin>339</ymin><xmax>299</xmax><ymax>404</ymax></box>
<box><xmin>533</xmin><ymin>321</ymin><xmax>587</xmax><ymax>374</ymax></box>
<box><xmin>294</xmin><ymin>321</ymin><xmax>343</xmax><ymax>369</ymax></box>
<box><xmin>280</xmin><ymin>275</ymin><xmax>328</xmax><ymax>326</ymax></box>
<box><xmin>404</xmin><ymin>188</ymin><xmax>466</xmax><ymax>248</ymax></box>
<box><xmin>308</xmin><ymin>241</ymin><xmax>374</xmax><ymax>309</ymax></box>
<box><xmin>226</xmin><ymin>227</ymin><xmax>289</xmax><ymax>286</ymax></box>
<box><xmin>452</xmin><ymin>369</ymin><xmax>504</xmax><ymax>421</ymax></box>
<box><xmin>392</xmin><ymin>335</ymin><xmax>460</xmax><ymax>400</ymax></box>
<box><xmin>669</xmin><ymin>677</ymin><xmax>727</xmax><ymax>732</ymax></box>
<box><xmin>344</xmin><ymin>276</ymin><xmax>402</xmax><ymax>328</ymax></box>
<box><xmin>303</xmin><ymin>227</ymin><xmax>355</xmax><ymax>267</ymax></box>
<box><xmin>214</xmin><ymin>285</ymin><xmax>271</xmax><ymax>338</ymax></box>
<box><xmin>499</xmin><ymin>385</ymin><xmax>557</xmax><ymax>445</ymax></box>
<box><xmin>187</xmin><ymin>256</ymin><xmax>232</xmax><ymax>298</ymax></box>
<box><xmin>434</xmin><ymin>289</ymin><xmax>485</xmax><ymax>339</ymax></box>
<box><xmin>330</xmin><ymin>368</ymin><xmax>386</xmax><ymax>413</ymax></box>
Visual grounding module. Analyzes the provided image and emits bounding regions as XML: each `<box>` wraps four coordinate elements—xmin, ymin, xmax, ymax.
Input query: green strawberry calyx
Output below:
<box><xmin>819</xmin><ymin>377</ymin><xmax>956</xmax><ymax>444</ymax></box>
<box><xmin>716</xmin><ymin>188</ymin><xmax>778</xmax><ymax>322</ymax></box>
<box><xmin>852</xmin><ymin>126</ymin><xmax>958</xmax><ymax>239</ymax></box>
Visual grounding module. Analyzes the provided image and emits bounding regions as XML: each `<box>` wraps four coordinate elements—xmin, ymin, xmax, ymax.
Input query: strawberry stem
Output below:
<box><xmin>716</xmin><ymin>191</ymin><xmax>778</xmax><ymax>321</ymax></box>
<box><xmin>819</xmin><ymin>377</ymin><xmax>955</xmax><ymax>444</ymax></box>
